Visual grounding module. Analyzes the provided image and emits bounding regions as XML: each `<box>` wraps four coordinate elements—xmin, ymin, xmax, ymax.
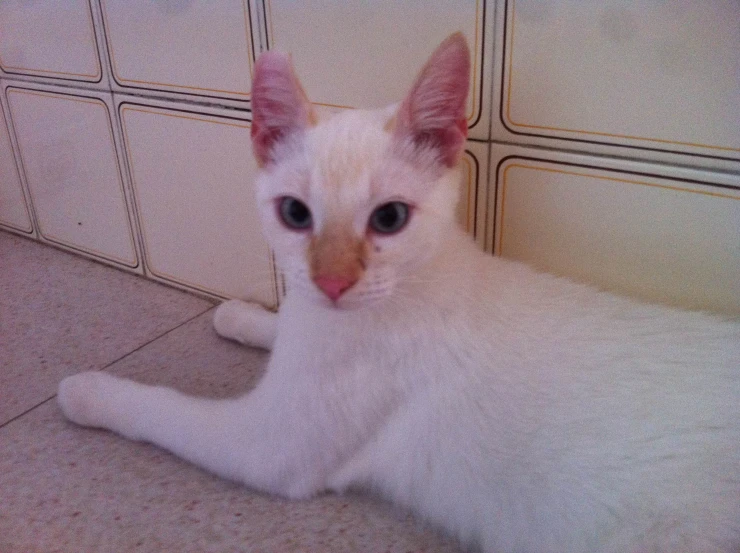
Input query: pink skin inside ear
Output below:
<box><xmin>395</xmin><ymin>32</ymin><xmax>471</xmax><ymax>167</ymax></box>
<box><xmin>313</xmin><ymin>275</ymin><xmax>357</xmax><ymax>302</ymax></box>
<box><xmin>250</xmin><ymin>52</ymin><xmax>313</xmax><ymax>166</ymax></box>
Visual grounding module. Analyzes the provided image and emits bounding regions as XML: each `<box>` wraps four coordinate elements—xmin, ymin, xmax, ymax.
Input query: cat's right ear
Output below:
<box><xmin>251</xmin><ymin>52</ymin><xmax>316</xmax><ymax>166</ymax></box>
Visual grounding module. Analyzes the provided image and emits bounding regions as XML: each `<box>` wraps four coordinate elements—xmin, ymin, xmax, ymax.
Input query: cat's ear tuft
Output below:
<box><xmin>394</xmin><ymin>32</ymin><xmax>470</xmax><ymax>167</ymax></box>
<box><xmin>251</xmin><ymin>52</ymin><xmax>316</xmax><ymax>166</ymax></box>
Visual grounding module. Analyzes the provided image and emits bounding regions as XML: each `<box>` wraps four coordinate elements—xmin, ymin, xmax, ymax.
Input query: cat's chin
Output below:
<box><xmin>302</xmin><ymin>289</ymin><xmax>389</xmax><ymax>312</ymax></box>
<box><xmin>316</xmin><ymin>296</ymin><xmax>380</xmax><ymax>312</ymax></box>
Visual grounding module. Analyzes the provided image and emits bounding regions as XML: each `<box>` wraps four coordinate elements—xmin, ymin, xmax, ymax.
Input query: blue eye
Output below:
<box><xmin>369</xmin><ymin>202</ymin><xmax>410</xmax><ymax>234</ymax></box>
<box><xmin>278</xmin><ymin>197</ymin><xmax>312</xmax><ymax>230</ymax></box>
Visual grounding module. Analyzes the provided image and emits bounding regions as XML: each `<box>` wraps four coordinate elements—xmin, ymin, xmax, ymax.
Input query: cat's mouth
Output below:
<box><xmin>283</xmin><ymin>264</ymin><xmax>392</xmax><ymax>310</ymax></box>
<box><xmin>314</xmin><ymin>289</ymin><xmax>364</xmax><ymax>311</ymax></box>
<box><xmin>310</xmin><ymin>280</ymin><xmax>389</xmax><ymax>311</ymax></box>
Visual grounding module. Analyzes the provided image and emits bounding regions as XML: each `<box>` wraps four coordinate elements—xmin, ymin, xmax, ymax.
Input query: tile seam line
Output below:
<box><xmin>0</xmin><ymin>305</ymin><xmax>216</xmax><ymax>431</ymax></box>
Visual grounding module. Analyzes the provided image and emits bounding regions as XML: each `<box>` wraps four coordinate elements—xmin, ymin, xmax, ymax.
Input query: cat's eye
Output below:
<box><xmin>369</xmin><ymin>202</ymin><xmax>410</xmax><ymax>235</ymax></box>
<box><xmin>277</xmin><ymin>196</ymin><xmax>312</xmax><ymax>230</ymax></box>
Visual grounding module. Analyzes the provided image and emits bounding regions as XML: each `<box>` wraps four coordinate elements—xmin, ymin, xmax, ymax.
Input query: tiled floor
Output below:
<box><xmin>0</xmin><ymin>231</ymin><xmax>461</xmax><ymax>553</ymax></box>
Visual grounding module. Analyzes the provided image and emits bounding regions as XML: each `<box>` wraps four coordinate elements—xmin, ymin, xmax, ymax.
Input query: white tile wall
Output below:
<box><xmin>489</xmin><ymin>145</ymin><xmax>740</xmax><ymax>313</ymax></box>
<box><xmin>101</xmin><ymin>0</ymin><xmax>257</xmax><ymax>107</ymax></box>
<box><xmin>263</xmin><ymin>0</ymin><xmax>494</xmax><ymax>140</ymax></box>
<box><xmin>5</xmin><ymin>82</ymin><xmax>139</xmax><ymax>270</ymax></box>
<box><xmin>491</xmin><ymin>0</ymin><xmax>740</xmax><ymax>172</ymax></box>
<box><xmin>460</xmin><ymin>140</ymin><xmax>490</xmax><ymax>245</ymax></box>
<box><xmin>0</xmin><ymin>0</ymin><xmax>110</xmax><ymax>90</ymax></box>
<box><xmin>116</xmin><ymin>96</ymin><xmax>276</xmax><ymax>306</ymax></box>
<box><xmin>1</xmin><ymin>1</ymin><xmax>737</xmax><ymax>312</ymax></box>
<box><xmin>0</xmin><ymin>86</ymin><xmax>33</xmax><ymax>235</ymax></box>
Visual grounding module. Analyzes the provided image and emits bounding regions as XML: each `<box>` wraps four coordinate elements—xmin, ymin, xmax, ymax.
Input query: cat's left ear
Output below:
<box><xmin>394</xmin><ymin>33</ymin><xmax>470</xmax><ymax>167</ymax></box>
<box><xmin>251</xmin><ymin>52</ymin><xmax>316</xmax><ymax>166</ymax></box>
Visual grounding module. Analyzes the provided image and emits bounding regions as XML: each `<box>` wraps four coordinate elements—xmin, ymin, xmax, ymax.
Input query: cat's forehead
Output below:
<box><xmin>305</xmin><ymin>108</ymin><xmax>394</xmax><ymax>191</ymax></box>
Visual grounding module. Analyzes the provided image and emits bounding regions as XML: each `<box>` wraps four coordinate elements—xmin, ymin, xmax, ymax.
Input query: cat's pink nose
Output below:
<box><xmin>313</xmin><ymin>275</ymin><xmax>356</xmax><ymax>301</ymax></box>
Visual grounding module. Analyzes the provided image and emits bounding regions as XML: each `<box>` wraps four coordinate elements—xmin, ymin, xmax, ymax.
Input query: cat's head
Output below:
<box><xmin>251</xmin><ymin>33</ymin><xmax>470</xmax><ymax>310</ymax></box>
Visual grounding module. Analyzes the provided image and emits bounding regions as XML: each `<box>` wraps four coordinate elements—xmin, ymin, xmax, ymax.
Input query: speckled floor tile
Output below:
<box><xmin>0</xmin><ymin>311</ymin><xmax>462</xmax><ymax>553</ymax></box>
<box><xmin>0</xmin><ymin>231</ymin><xmax>214</xmax><ymax>424</ymax></box>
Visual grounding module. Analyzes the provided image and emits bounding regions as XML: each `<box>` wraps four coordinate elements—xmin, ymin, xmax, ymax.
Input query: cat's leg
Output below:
<box><xmin>212</xmin><ymin>299</ymin><xmax>277</xmax><ymax>350</ymax></box>
<box><xmin>57</xmin><ymin>371</ymin><xmax>326</xmax><ymax>498</ymax></box>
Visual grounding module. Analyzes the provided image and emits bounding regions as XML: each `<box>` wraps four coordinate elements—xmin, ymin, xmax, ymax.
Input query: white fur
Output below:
<box><xmin>59</xmin><ymin>106</ymin><xmax>740</xmax><ymax>553</ymax></box>
<box><xmin>212</xmin><ymin>299</ymin><xmax>277</xmax><ymax>350</ymax></box>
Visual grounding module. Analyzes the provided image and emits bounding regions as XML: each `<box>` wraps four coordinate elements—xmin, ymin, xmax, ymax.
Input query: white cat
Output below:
<box><xmin>58</xmin><ymin>34</ymin><xmax>739</xmax><ymax>552</ymax></box>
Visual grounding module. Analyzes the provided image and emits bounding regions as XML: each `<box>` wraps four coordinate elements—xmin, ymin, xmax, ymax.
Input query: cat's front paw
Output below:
<box><xmin>213</xmin><ymin>299</ymin><xmax>251</xmax><ymax>342</ymax></box>
<box><xmin>213</xmin><ymin>299</ymin><xmax>277</xmax><ymax>349</ymax></box>
<box><xmin>58</xmin><ymin>371</ymin><xmax>115</xmax><ymax>428</ymax></box>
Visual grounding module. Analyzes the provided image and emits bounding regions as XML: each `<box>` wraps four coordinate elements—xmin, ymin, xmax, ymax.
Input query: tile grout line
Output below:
<box><xmin>98</xmin><ymin>304</ymin><xmax>217</xmax><ymax>375</ymax></box>
<box><xmin>0</xmin><ymin>305</ymin><xmax>216</xmax><ymax>431</ymax></box>
<box><xmin>0</xmin><ymin>397</ymin><xmax>57</xmax><ymax>432</ymax></box>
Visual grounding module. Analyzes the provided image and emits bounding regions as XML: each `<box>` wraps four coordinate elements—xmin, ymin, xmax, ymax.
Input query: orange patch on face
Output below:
<box><xmin>383</xmin><ymin>115</ymin><xmax>396</xmax><ymax>133</ymax></box>
<box><xmin>308</xmin><ymin>224</ymin><xmax>368</xmax><ymax>286</ymax></box>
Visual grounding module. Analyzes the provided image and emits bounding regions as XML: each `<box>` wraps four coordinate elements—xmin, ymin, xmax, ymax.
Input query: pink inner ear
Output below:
<box><xmin>251</xmin><ymin>123</ymin><xmax>286</xmax><ymax>165</ymax></box>
<box><xmin>395</xmin><ymin>33</ymin><xmax>471</xmax><ymax>167</ymax></box>
<box><xmin>251</xmin><ymin>52</ymin><xmax>314</xmax><ymax>166</ymax></box>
